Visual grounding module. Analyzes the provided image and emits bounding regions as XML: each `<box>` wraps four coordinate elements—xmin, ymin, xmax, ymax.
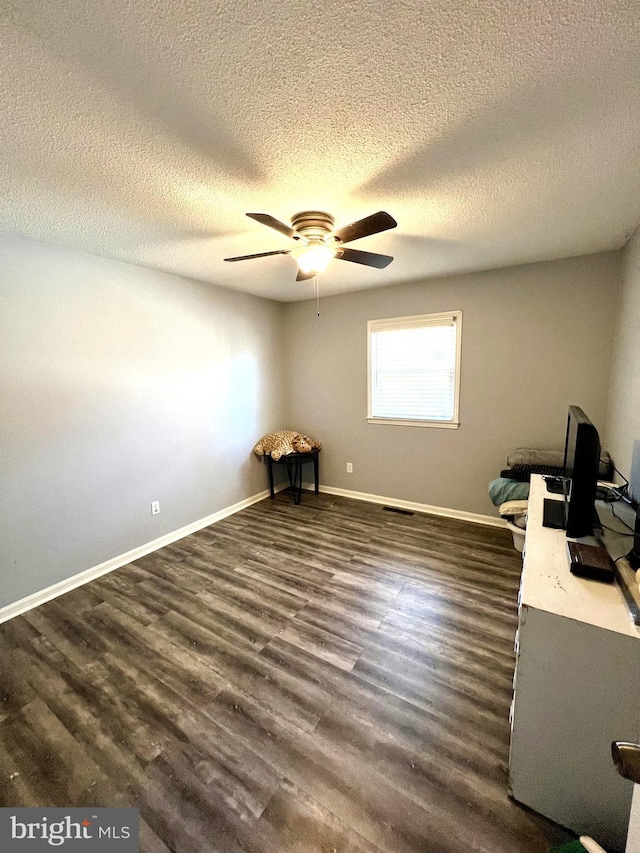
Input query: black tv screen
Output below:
<box><xmin>563</xmin><ymin>405</ymin><xmax>601</xmax><ymax>538</ymax></box>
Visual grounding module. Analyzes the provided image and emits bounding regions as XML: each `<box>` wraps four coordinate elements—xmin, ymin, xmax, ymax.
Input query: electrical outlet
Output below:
<box><xmin>346</xmin><ymin>463</ymin><xmax>353</xmax><ymax>473</ymax></box>
<box><xmin>151</xmin><ymin>501</ymin><xmax>160</xmax><ymax>516</ymax></box>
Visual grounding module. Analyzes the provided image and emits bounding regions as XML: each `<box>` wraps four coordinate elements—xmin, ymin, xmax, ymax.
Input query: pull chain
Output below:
<box><xmin>314</xmin><ymin>274</ymin><xmax>320</xmax><ymax>316</ymax></box>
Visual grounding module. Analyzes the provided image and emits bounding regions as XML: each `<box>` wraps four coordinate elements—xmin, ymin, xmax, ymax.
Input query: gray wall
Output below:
<box><xmin>283</xmin><ymin>252</ymin><xmax>621</xmax><ymax>516</ymax></box>
<box><xmin>605</xmin><ymin>229</ymin><xmax>640</xmax><ymax>499</ymax></box>
<box><xmin>0</xmin><ymin>237</ymin><xmax>625</xmax><ymax>610</ymax></box>
<box><xmin>0</xmin><ymin>234</ymin><xmax>285</xmax><ymax>608</ymax></box>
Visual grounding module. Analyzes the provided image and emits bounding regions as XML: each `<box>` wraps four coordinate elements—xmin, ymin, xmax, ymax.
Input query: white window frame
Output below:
<box><xmin>367</xmin><ymin>310</ymin><xmax>462</xmax><ymax>429</ymax></box>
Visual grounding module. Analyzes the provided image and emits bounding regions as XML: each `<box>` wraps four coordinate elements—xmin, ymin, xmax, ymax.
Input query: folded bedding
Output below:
<box><xmin>504</xmin><ymin>447</ymin><xmax>612</xmax><ymax>478</ymax></box>
<box><xmin>488</xmin><ymin>478</ymin><xmax>530</xmax><ymax>506</ymax></box>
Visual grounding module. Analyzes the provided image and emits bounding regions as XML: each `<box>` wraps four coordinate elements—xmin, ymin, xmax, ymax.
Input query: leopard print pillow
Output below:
<box><xmin>253</xmin><ymin>430</ymin><xmax>321</xmax><ymax>461</ymax></box>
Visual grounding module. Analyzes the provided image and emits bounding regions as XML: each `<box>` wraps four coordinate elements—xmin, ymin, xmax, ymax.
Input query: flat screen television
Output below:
<box><xmin>543</xmin><ymin>405</ymin><xmax>601</xmax><ymax>538</ymax></box>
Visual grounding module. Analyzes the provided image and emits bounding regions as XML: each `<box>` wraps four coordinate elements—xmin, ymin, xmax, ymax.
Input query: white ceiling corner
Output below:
<box><xmin>1</xmin><ymin>0</ymin><xmax>640</xmax><ymax>301</ymax></box>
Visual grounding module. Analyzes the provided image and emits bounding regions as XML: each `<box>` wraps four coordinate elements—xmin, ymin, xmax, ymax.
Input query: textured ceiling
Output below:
<box><xmin>1</xmin><ymin>0</ymin><xmax>640</xmax><ymax>301</ymax></box>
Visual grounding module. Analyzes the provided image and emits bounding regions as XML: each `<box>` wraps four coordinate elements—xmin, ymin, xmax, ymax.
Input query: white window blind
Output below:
<box><xmin>367</xmin><ymin>312</ymin><xmax>461</xmax><ymax>428</ymax></box>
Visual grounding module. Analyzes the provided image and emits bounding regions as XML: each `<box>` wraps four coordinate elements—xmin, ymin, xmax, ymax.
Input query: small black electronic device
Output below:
<box><xmin>543</xmin><ymin>499</ymin><xmax>567</xmax><ymax>529</ymax></box>
<box><xmin>543</xmin><ymin>498</ymin><xmax>601</xmax><ymax>533</ymax></box>
<box><xmin>568</xmin><ymin>541</ymin><xmax>615</xmax><ymax>583</ymax></box>
<box><xmin>544</xmin><ymin>476</ymin><xmax>568</xmax><ymax>495</ymax></box>
<box><xmin>596</xmin><ymin>485</ymin><xmax>615</xmax><ymax>502</ymax></box>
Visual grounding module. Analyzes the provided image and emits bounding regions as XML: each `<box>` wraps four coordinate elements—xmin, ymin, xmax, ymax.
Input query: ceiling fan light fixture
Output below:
<box><xmin>293</xmin><ymin>243</ymin><xmax>335</xmax><ymax>275</ymax></box>
<box><xmin>224</xmin><ymin>210</ymin><xmax>397</xmax><ymax>281</ymax></box>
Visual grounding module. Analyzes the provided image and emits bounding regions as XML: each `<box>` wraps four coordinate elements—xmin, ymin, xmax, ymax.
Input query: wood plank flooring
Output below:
<box><xmin>0</xmin><ymin>492</ymin><xmax>573</xmax><ymax>852</ymax></box>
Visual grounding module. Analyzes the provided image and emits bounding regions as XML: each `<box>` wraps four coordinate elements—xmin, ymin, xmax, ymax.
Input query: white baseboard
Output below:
<box><xmin>301</xmin><ymin>482</ymin><xmax>506</xmax><ymax>528</ymax></box>
<box><xmin>0</xmin><ymin>486</ymin><xmax>282</xmax><ymax>625</ymax></box>
<box><xmin>1</xmin><ymin>481</ymin><xmax>504</xmax><ymax>625</ymax></box>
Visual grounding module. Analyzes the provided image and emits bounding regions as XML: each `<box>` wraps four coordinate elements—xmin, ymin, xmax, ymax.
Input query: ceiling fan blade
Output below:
<box><xmin>296</xmin><ymin>269</ymin><xmax>316</xmax><ymax>281</ymax></box>
<box><xmin>337</xmin><ymin>248</ymin><xmax>393</xmax><ymax>269</ymax></box>
<box><xmin>332</xmin><ymin>211</ymin><xmax>397</xmax><ymax>245</ymax></box>
<box><xmin>246</xmin><ymin>213</ymin><xmax>299</xmax><ymax>240</ymax></box>
<box><xmin>224</xmin><ymin>250</ymin><xmax>290</xmax><ymax>262</ymax></box>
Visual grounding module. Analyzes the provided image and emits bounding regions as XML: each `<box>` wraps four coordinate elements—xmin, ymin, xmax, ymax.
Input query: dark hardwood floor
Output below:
<box><xmin>0</xmin><ymin>492</ymin><xmax>572</xmax><ymax>852</ymax></box>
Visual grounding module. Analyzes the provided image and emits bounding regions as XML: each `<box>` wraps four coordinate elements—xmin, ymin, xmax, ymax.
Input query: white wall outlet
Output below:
<box><xmin>151</xmin><ymin>501</ymin><xmax>160</xmax><ymax>515</ymax></box>
<box><xmin>346</xmin><ymin>462</ymin><xmax>353</xmax><ymax>473</ymax></box>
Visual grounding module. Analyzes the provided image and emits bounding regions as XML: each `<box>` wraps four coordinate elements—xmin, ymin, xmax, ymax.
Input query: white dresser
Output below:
<box><xmin>508</xmin><ymin>475</ymin><xmax>640</xmax><ymax>852</ymax></box>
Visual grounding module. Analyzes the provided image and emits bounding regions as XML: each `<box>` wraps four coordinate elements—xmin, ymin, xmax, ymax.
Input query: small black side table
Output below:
<box><xmin>266</xmin><ymin>449</ymin><xmax>320</xmax><ymax>505</ymax></box>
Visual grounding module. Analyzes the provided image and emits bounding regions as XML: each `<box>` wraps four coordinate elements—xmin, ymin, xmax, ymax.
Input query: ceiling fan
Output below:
<box><xmin>224</xmin><ymin>210</ymin><xmax>397</xmax><ymax>280</ymax></box>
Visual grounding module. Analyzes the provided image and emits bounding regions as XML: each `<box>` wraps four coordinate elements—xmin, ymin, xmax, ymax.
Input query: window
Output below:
<box><xmin>367</xmin><ymin>311</ymin><xmax>462</xmax><ymax>428</ymax></box>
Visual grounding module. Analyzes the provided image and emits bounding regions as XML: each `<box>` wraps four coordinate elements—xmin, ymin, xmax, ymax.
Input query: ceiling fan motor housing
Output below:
<box><xmin>291</xmin><ymin>211</ymin><xmax>335</xmax><ymax>242</ymax></box>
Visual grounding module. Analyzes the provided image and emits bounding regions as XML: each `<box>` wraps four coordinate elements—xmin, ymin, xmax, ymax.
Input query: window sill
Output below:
<box><xmin>367</xmin><ymin>417</ymin><xmax>459</xmax><ymax>429</ymax></box>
